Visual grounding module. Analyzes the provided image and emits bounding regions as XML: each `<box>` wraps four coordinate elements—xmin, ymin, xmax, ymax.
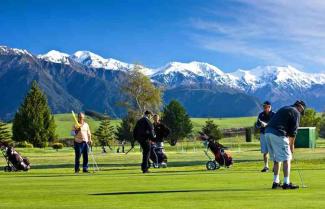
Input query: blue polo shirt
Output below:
<box><xmin>256</xmin><ymin>111</ymin><xmax>275</xmax><ymax>134</ymax></box>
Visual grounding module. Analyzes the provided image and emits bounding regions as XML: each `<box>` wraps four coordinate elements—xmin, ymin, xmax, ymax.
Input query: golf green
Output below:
<box><xmin>0</xmin><ymin>142</ymin><xmax>325</xmax><ymax>209</ymax></box>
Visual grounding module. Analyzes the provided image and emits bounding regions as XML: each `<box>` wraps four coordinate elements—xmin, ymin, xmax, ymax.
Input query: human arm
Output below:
<box><xmin>289</xmin><ymin>136</ymin><xmax>295</xmax><ymax>154</ymax></box>
<box><xmin>87</xmin><ymin>124</ymin><xmax>92</xmax><ymax>145</ymax></box>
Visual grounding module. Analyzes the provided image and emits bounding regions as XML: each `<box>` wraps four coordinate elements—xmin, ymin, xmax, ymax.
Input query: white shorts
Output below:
<box><xmin>265</xmin><ymin>133</ymin><xmax>292</xmax><ymax>162</ymax></box>
<box><xmin>260</xmin><ymin>134</ymin><xmax>268</xmax><ymax>154</ymax></box>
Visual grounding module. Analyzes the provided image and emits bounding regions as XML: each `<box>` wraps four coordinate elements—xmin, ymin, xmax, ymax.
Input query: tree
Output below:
<box><xmin>320</xmin><ymin>112</ymin><xmax>325</xmax><ymax>138</ymax></box>
<box><xmin>115</xmin><ymin>112</ymin><xmax>137</xmax><ymax>147</ymax></box>
<box><xmin>94</xmin><ymin>118</ymin><xmax>116</xmax><ymax>149</ymax></box>
<box><xmin>12</xmin><ymin>81</ymin><xmax>56</xmax><ymax>147</ymax></box>
<box><xmin>0</xmin><ymin>120</ymin><xmax>11</xmax><ymax>144</ymax></box>
<box><xmin>162</xmin><ymin>100</ymin><xmax>193</xmax><ymax>145</ymax></box>
<box><xmin>201</xmin><ymin>119</ymin><xmax>222</xmax><ymax>141</ymax></box>
<box><xmin>120</xmin><ymin>64</ymin><xmax>162</xmax><ymax>117</ymax></box>
<box><xmin>300</xmin><ymin>108</ymin><xmax>321</xmax><ymax>133</ymax></box>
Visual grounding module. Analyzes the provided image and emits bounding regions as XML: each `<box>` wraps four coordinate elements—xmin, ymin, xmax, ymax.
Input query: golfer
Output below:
<box><xmin>153</xmin><ymin>114</ymin><xmax>170</xmax><ymax>166</ymax></box>
<box><xmin>255</xmin><ymin>101</ymin><xmax>275</xmax><ymax>172</ymax></box>
<box><xmin>133</xmin><ymin>111</ymin><xmax>156</xmax><ymax>173</ymax></box>
<box><xmin>71</xmin><ymin>112</ymin><xmax>92</xmax><ymax>173</ymax></box>
<box><xmin>153</xmin><ymin>114</ymin><xmax>170</xmax><ymax>148</ymax></box>
<box><xmin>265</xmin><ymin>100</ymin><xmax>306</xmax><ymax>189</ymax></box>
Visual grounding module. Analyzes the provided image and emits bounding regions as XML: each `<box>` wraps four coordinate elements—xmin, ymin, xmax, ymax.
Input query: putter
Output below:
<box><xmin>88</xmin><ymin>144</ymin><xmax>99</xmax><ymax>173</ymax></box>
<box><xmin>294</xmin><ymin>156</ymin><xmax>308</xmax><ymax>188</ymax></box>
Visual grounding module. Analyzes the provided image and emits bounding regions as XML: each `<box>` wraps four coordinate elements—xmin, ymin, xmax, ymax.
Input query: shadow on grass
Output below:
<box><xmin>90</xmin><ymin>188</ymin><xmax>264</xmax><ymax>196</ymax></box>
<box><xmin>29</xmin><ymin>161</ymin><xmax>208</xmax><ymax>170</ymax></box>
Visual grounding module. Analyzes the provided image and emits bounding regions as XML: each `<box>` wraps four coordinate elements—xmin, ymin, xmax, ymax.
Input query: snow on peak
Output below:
<box><xmin>70</xmin><ymin>51</ymin><xmax>132</xmax><ymax>70</ymax></box>
<box><xmin>38</xmin><ymin>50</ymin><xmax>70</xmax><ymax>64</ymax></box>
<box><xmin>154</xmin><ymin>61</ymin><xmax>224</xmax><ymax>78</ymax></box>
<box><xmin>0</xmin><ymin>46</ymin><xmax>32</xmax><ymax>56</ymax></box>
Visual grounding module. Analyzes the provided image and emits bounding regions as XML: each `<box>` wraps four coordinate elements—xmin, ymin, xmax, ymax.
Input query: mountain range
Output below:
<box><xmin>1</xmin><ymin>46</ymin><xmax>325</xmax><ymax>120</ymax></box>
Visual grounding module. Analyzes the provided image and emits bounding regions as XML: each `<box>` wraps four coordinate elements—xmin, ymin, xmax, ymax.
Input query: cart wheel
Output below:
<box><xmin>4</xmin><ymin>166</ymin><xmax>11</xmax><ymax>172</ymax></box>
<box><xmin>161</xmin><ymin>163</ymin><xmax>167</xmax><ymax>168</ymax></box>
<box><xmin>206</xmin><ymin>161</ymin><xmax>220</xmax><ymax>170</ymax></box>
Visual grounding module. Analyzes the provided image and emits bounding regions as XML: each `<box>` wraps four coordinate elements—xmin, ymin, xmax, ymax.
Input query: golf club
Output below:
<box><xmin>293</xmin><ymin>155</ymin><xmax>308</xmax><ymax>188</ymax></box>
<box><xmin>125</xmin><ymin>146</ymin><xmax>134</xmax><ymax>155</ymax></box>
<box><xmin>88</xmin><ymin>144</ymin><xmax>99</xmax><ymax>173</ymax></box>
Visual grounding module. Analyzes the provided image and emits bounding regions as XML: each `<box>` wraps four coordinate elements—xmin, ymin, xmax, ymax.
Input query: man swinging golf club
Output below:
<box><xmin>265</xmin><ymin>100</ymin><xmax>306</xmax><ymax>189</ymax></box>
<box><xmin>133</xmin><ymin>111</ymin><xmax>156</xmax><ymax>173</ymax></box>
<box><xmin>256</xmin><ymin>101</ymin><xmax>275</xmax><ymax>172</ymax></box>
<box><xmin>71</xmin><ymin>112</ymin><xmax>92</xmax><ymax>173</ymax></box>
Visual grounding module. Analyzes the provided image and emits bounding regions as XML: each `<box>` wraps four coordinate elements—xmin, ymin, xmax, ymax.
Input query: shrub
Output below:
<box><xmin>52</xmin><ymin>143</ymin><xmax>64</xmax><ymax>151</ymax></box>
<box><xmin>15</xmin><ymin>141</ymin><xmax>34</xmax><ymax>148</ymax></box>
<box><xmin>201</xmin><ymin>119</ymin><xmax>222</xmax><ymax>141</ymax></box>
<box><xmin>57</xmin><ymin>138</ymin><xmax>75</xmax><ymax>147</ymax></box>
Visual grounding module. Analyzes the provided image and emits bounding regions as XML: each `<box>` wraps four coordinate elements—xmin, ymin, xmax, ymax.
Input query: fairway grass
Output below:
<box><xmin>1</xmin><ymin>141</ymin><xmax>325</xmax><ymax>209</ymax></box>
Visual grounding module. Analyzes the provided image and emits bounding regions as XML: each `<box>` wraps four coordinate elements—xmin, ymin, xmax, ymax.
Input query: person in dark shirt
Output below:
<box><xmin>153</xmin><ymin>114</ymin><xmax>170</xmax><ymax>166</ymax></box>
<box><xmin>265</xmin><ymin>100</ymin><xmax>306</xmax><ymax>190</ymax></box>
<box><xmin>255</xmin><ymin>101</ymin><xmax>275</xmax><ymax>172</ymax></box>
<box><xmin>153</xmin><ymin>114</ymin><xmax>170</xmax><ymax>145</ymax></box>
<box><xmin>133</xmin><ymin>110</ymin><xmax>156</xmax><ymax>173</ymax></box>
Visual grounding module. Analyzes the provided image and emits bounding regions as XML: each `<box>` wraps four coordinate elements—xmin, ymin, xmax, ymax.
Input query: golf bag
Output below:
<box><xmin>150</xmin><ymin>143</ymin><xmax>167</xmax><ymax>168</ymax></box>
<box><xmin>198</xmin><ymin>132</ymin><xmax>233</xmax><ymax>169</ymax></box>
<box><xmin>0</xmin><ymin>143</ymin><xmax>30</xmax><ymax>172</ymax></box>
<box><xmin>207</xmin><ymin>140</ymin><xmax>233</xmax><ymax>167</ymax></box>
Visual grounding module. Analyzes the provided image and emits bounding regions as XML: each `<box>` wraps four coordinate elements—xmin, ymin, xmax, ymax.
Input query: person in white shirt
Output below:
<box><xmin>71</xmin><ymin>112</ymin><xmax>92</xmax><ymax>173</ymax></box>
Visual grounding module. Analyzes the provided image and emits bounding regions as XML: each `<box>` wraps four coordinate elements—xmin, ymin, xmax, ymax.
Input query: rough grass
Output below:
<box><xmin>54</xmin><ymin>113</ymin><xmax>257</xmax><ymax>139</ymax></box>
<box><xmin>0</xmin><ymin>140</ymin><xmax>325</xmax><ymax>209</ymax></box>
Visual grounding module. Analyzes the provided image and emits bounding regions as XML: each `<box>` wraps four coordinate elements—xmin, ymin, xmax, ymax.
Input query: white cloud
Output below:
<box><xmin>189</xmin><ymin>0</ymin><xmax>325</xmax><ymax>71</ymax></box>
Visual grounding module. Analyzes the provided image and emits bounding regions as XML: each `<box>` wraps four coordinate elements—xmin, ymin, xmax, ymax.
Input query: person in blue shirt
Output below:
<box><xmin>265</xmin><ymin>100</ymin><xmax>306</xmax><ymax>190</ymax></box>
<box><xmin>256</xmin><ymin>101</ymin><xmax>275</xmax><ymax>172</ymax></box>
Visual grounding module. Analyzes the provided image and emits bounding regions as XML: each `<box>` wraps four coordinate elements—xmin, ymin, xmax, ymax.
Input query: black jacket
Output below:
<box><xmin>153</xmin><ymin>122</ymin><xmax>170</xmax><ymax>143</ymax></box>
<box><xmin>256</xmin><ymin>111</ymin><xmax>275</xmax><ymax>134</ymax></box>
<box><xmin>266</xmin><ymin>106</ymin><xmax>301</xmax><ymax>137</ymax></box>
<box><xmin>133</xmin><ymin>117</ymin><xmax>156</xmax><ymax>142</ymax></box>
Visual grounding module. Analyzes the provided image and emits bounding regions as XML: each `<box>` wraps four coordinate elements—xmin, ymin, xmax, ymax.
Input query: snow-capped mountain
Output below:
<box><xmin>13</xmin><ymin>47</ymin><xmax>325</xmax><ymax>93</ymax></box>
<box><xmin>229</xmin><ymin>65</ymin><xmax>325</xmax><ymax>92</ymax></box>
<box><xmin>38</xmin><ymin>50</ymin><xmax>156</xmax><ymax>75</ymax></box>
<box><xmin>37</xmin><ymin>50</ymin><xmax>70</xmax><ymax>64</ymax></box>
<box><xmin>0</xmin><ymin>46</ymin><xmax>33</xmax><ymax>57</ymax></box>
<box><xmin>70</xmin><ymin>51</ymin><xmax>130</xmax><ymax>70</ymax></box>
<box><xmin>2</xmin><ymin>46</ymin><xmax>325</xmax><ymax>119</ymax></box>
<box><xmin>152</xmin><ymin>62</ymin><xmax>325</xmax><ymax>92</ymax></box>
<box><xmin>152</xmin><ymin>61</ymin><xmax>239</xmax><ymax>88</ymax></box>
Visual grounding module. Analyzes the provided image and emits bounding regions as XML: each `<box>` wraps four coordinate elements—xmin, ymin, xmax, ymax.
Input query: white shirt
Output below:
<box><xmin>72</xmin><ymin>122</ymin><xmax>91</xmax><ymax>143</ymax></box>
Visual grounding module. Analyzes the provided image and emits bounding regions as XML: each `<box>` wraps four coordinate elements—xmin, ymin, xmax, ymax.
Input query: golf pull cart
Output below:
<box><xmin>204</xmin><ymin>146</ymin><xmax>230</xmax><ymax>170</ymax></box>
<box><xmin>150</xmin><ymin>143</ymin><xmax>168</xmax><ymax>169</ymax></box>
<box><xmin>198</xmin><ymin>132</ymin><xmax>233</xmax><ymax>171</ymax></box>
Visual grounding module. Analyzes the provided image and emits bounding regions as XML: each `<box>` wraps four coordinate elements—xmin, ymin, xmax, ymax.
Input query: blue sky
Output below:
<box><xmin>1</xmin><ymin>0</ymin><xmax>325</xmax><ymax>72</ymax></box>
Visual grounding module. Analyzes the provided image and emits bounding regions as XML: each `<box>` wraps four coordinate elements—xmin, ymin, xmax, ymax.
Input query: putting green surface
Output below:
<box><xmin>1</xmin><ymin>141</ymin><xmax>325</xmax><ymax>209</ymax></box>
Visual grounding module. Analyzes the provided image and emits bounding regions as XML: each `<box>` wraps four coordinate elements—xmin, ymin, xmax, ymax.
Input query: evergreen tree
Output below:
<box><xmin>162</xmin><ymin>100</ymin><xmax>193</xmax><ymax>145</ymax></box>
<box><xmin>319</xmin><ymin>112</ymin><xmax>325</xmax><ymax>138</ymax></box>
<box><xmin>0</xmin><ymin>120</ymin><xmax>11</xmax><ymax>144</ymax></box>
<box><xmin>12</xmin><ymin>81</ymin><xmax>56</xmax><ymax>147</ymax></box>
<box><xmin>116</xmin><ymin>112</ymin><xmax>137</xmax><ymax>147</ymax></box>
<box><xmin>201</xmin><ymin>119</ymin><xmax>223</xmax><ymax>141</ymax></box>
<box><xmin>94</xmin><ymin>118</ymin><xmax>116</xmax><ymax>148</ymax></box>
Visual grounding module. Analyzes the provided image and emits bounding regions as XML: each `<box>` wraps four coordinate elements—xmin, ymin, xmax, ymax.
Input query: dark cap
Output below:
<box><xmin>294</xmin><ymin>100</ymin><xmax>306</xmax><ymax>115</ymax></box>
<box><xmin>144</xmin><ymin>110</ymin><xmax>153</xmax><ymax>116</ymax></box>
<box><xmin>263</xmin><ymin>101</ymin><xmax>271</xmax><ymax>106</ymax></box>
